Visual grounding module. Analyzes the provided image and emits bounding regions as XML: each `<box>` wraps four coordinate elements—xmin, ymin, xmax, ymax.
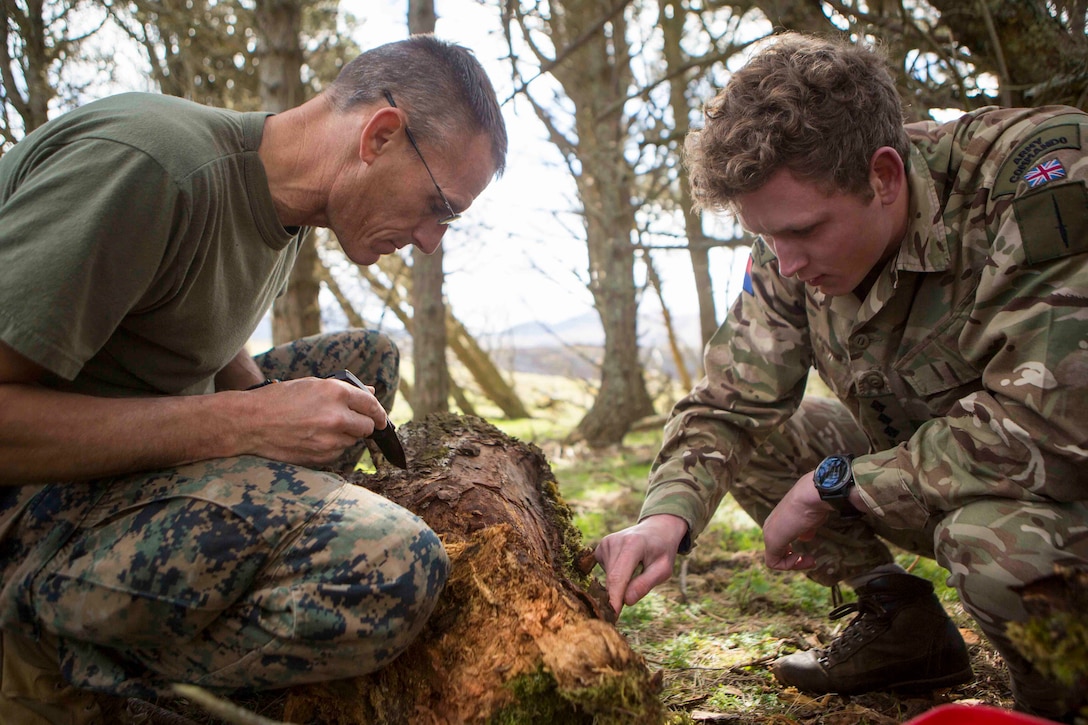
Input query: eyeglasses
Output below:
<box><xmin>383</xmin><ymin>91</ymin><xmax>461</xmax><ymax>225</ymax></box>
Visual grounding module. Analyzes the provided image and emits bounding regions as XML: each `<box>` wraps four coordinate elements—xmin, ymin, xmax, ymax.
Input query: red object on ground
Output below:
<box><xmin>904</xmin><ymin>703</ymin><xmax>1061</xmax><ymax>724</ymax></box>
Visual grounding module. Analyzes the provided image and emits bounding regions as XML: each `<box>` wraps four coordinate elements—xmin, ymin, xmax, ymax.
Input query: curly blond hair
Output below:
<box><xmin>683</xmin><ymin>33</ymin><xmax>909</xmax><ymax>209</ymax></box>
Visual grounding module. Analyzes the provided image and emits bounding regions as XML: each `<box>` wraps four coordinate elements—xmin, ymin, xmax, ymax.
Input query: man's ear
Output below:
<box><xmin>869</xmin><ymin>146</ymin><xmax>905</xmax><ymax>206</ymax></box>
<box><xmin>359</xmin><ymin>106</ymin><xmax>404</xmax><ymax>164</ymax></box>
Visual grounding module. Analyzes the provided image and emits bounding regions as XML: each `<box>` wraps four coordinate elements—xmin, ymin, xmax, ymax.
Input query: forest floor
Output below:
<box><xmin>536</xmin><ymin>431</ymin><xmax>1017</xmax><ymax>725</ymax></box>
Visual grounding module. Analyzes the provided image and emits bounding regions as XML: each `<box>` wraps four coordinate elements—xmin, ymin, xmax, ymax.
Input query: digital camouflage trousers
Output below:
<box><xmin>0</xmin><ymin>330</ymin><xmax>449</xmax><ymax>699</ymax></box>
<box><xmin>733</xmin><ymin>396</ymin><xmax>1088</xmax><ymax>709</ymax></box>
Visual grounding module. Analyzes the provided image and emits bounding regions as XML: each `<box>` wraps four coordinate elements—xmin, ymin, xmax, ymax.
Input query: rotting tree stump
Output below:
<box><xmin>1007</xmin><ymin>564</ymin><xmax>1088</xmax><ymax>715</ymax></box>
<box><xmin>280</xmin><ymin>414</ymin><xmax>666</xmax><ymax>725</ymax></box>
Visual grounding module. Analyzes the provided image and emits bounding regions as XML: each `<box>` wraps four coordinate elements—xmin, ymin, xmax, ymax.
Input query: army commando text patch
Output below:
<box><xmin>994</xmin><ymin>122</ymin><xmax>1081</xmax><ymax>198</ymax></box>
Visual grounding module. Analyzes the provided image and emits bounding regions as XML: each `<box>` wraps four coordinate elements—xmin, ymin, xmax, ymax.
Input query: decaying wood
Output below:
<box><xmin>281</xmin><ymin>414</ymin><xmax>665</xmax><ymax>725</ymax></box>
<box><xmin>1007</xmin><ymin>564</ymin><xmax>1088</xmax><ymax>712</ymax></box>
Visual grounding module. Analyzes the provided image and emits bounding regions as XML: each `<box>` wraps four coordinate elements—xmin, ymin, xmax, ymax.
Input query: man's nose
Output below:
<box><xmin>775</xmin><ymin>245</ymin><xmax>805</xmax><ymax>279</ymax></box>
<box><xmin>413</xmin><ymin>225</ymin><xmax>447</xmax><ymax>255</ymax></box>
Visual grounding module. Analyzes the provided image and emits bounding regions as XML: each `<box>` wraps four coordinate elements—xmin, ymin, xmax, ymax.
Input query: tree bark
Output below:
<box><xmin>533</xmin><ymin>0</ymin><xmax>654</xmax><ymax>447</ymax></box>
<box><xmin>281</xmin><ymin>414</ymin><xmax>666</xmax><ymax>724</ymax></box>
<box><xmin>660</xmin><ymin>0</ymin><xmax>718</xmax><ymax>350</ymax></box>
<box><xmin>408</xmin><ymin>0</ymin><xmax>451</xmax><ymax>417</ymax></box>
<box><xmin>258</xmin><ymin>0</ymin><xmax>321</xmax><ymax>347</ymax></box>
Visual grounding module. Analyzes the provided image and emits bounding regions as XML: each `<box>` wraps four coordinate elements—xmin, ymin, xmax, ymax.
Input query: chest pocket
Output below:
<box><xmin>896</xmin><ymin>314</ymin><xmax>983</xmax><ymax>414</ymax></box>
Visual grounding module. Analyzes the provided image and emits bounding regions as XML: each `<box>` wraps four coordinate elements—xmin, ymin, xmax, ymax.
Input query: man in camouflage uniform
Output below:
<box><xmin>595</xmin><ymin>32</ymin><xmax>1087</xmax><ymax>721</ymax></box>
<box><xmin>0</xmin><ymin>36</ymin><xmax>507</xmax><ymax>723</ymax></box>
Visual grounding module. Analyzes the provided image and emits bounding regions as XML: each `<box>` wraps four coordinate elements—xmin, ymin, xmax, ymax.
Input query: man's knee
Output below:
<box><xmin>260</xmin><ymin>485</ymin><xmax>448</xmax><ymax>661</ymax></box>
<box><xmin>311</xmin><ymin>329</ymin><xmax>401</xmax><ymax>411</ymax></box>
<box><xmin>934</xmin><ymin>498</ymin><xmax>1088</xmax><ymax>624</ymax></box>
<box><xmin>354</xmin><ymin>330</ymin><xmax>399</xmax><ymax>411</ymax></box>
<box><xmin>253</xmin><ymin>329</ymin><xmax>400</xmax><ymax>410</ymax></box>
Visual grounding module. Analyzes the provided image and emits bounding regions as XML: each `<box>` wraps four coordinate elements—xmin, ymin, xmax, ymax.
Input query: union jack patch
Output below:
<box><xmin>1024</xmin><ymin>159</ymin><xmax>1067</xmax><ymax>188</ymax></box>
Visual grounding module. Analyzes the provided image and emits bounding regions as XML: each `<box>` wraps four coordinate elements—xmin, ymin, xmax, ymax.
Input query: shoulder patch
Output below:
<box><xmin>994</xmin><ymin>123</ymin><xmax>1081</xmax><ymax>198</ymax></box>
<box><xmin>742</xmin><ymin>255</ymin><xmax>754</xmax><ymax>295</ymax></box>
<box><xmin>1013</xmin><ymin>181</ymin><xmax>1088</xmax><ymax>265</ymax></box>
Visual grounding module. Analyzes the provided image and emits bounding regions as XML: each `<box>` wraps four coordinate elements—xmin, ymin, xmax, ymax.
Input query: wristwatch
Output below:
<box><xmin>814</xmin><ymin>454</ymin><xmax>863</xmax><ymax>519</ymax></box>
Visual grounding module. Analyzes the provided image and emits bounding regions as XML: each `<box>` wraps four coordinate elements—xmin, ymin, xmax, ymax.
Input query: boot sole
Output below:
<box><xmin>857</xmin><ymin>666</ymin><xmax>976</xmax><ymax>695</ymax></box>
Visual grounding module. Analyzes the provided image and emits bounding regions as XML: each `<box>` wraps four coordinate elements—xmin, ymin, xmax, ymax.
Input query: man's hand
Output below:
<box><xmin>762</xmin><ymin>471</ymin><xmax>835</xmax><ymax>571</ymax></box>
<box><xmin>594</xmin><ymin>514</ymin><xmax>688</xmax><ymax>615</ymax></box>
<box><xmin>239</xmin><ymin>376</ymin><xmax>388</xmax><ymax>467</ymax></box>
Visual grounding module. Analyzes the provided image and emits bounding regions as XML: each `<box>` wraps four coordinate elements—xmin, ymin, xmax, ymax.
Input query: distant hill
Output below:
<box><xmin>250</xmin><ymin>304</ymin><xmax>707</xmax><ymax>380</ymax></box>
<box><xmin>484</xmin><ymin>310</ymin><xmax>705</xmax><ymax>378</ymax></box>
<box><xmin>498</xmin><ymin>308</ymin><xmax>703</xmax><ymax>349</ymax></box>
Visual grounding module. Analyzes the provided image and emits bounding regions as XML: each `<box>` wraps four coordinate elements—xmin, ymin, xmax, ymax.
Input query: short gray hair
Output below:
<box><xmin>327</xmin><ymin>35</ymin><xmax>507</xmax><ymax>176</ymax></box>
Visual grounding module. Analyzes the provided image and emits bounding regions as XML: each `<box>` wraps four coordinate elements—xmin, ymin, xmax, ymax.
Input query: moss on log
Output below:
<box><xmin>1007</xmin><ymin>564</ymin><xmax>1088</xmax><ymax>712</ymax></box>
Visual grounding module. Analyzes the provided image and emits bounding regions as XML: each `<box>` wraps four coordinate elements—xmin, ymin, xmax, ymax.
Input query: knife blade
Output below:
<box><xmin>323</xmin><ymin>370</ymin><xmax>408</xmax><ymax>469</ymax></box>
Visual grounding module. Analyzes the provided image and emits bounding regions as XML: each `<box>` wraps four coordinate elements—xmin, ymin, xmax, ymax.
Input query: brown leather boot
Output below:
<box><xmin>0</xmin><ymin>630</ymin><xmax>105</xmax><ymax>725</ymax></box>
<box><xmin>771</xmin><ymin>573</ymin><xmax>974</xmax><ymax>695</ymax></box>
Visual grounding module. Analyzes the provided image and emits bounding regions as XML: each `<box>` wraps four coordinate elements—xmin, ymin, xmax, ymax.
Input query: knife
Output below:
<box><xmin>323</xmin><ymin>370</ymin><xmax>408</xmax><ymax>469</ymax></box>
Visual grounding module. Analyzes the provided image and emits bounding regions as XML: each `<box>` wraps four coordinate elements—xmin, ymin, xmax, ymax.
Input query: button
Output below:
<box><xmin>863</xmin><ymin>371</ymin><xmax>885</xmax><ymax>391</ymax></box>
<box><xmin>850</xmin><ymin>333</ymin><xmax>870</xmax><ymax>349</ymax></box>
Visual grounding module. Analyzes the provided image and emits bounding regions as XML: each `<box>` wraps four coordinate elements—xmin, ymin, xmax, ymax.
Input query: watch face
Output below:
<box><xmin>816</xmin><ymin>456</ymin><xmax>851</xmax><ymax>491</ymax></box>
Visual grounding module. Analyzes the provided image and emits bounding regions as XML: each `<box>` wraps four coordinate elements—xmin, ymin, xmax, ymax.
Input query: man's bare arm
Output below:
<box><xmin>214</xmin><ymin>349</ymin><xmax>267</xmax><ymax>391</ymax></box>
<box><xmin>0</xmin><ymin>341</ymin><xmax>387</xmax><ymax>485</ymax></box>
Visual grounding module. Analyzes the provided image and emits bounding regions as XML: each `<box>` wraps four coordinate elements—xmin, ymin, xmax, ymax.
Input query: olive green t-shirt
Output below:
<box><xmin>0</xmin><ymin>93</ymin><xmax>302</xmax><ymax>397</ymax></box>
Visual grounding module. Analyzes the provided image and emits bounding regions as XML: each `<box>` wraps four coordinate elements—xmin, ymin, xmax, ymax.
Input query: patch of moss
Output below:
<box><xmin>489</xmin><ymin>668</ymin><xmax>591</xmax><ymax>725</ymax></box>
<box><xmin>560</xmin><ymin>667</ymin><xmax>668</xmax><ymax>725</ymax></box>
<box><xmin>490</xmin><ymin>665</ymin><xmax>666</xmax><ymax>725</ymax></box>
<box><xmin>1007</xmin><ymin>613</ymin><xmax>1088</xmax><ymax>688</ymax></box>
<box><xmin>528</xmin><ymin>440</ymin><xmax>594</xmax><ymax>588</ymax></box>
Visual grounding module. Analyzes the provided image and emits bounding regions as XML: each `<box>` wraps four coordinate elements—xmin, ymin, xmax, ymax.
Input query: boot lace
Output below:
<box><xmin>817</xmin><ymin>596</ymin><xmax>890</xmax><ymax>666</ymax></box>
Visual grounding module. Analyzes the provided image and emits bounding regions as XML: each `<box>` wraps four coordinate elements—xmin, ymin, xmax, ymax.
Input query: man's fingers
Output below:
<box><xmin>625</xmin><ymin>558</ymin><xmax>672</xmax><ymax>606</ymax></box>
<box><xmin>766</xmin><ymin>549</ymin><xmax>815</xmax><ymax>571</ymax></box>
<box><xmin>602</xmin><ymin>550</ymin><xmax>640</xmax><ymax>614</ymax></box>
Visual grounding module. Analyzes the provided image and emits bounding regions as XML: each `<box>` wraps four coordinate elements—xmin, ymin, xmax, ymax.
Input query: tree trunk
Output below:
<box><xmin>259</xmin><ymin>0</ymin><xmax>321</xmax><ymax>346</ymax></box>
<box><xmin>543</xmin><ymin>0</ymin><xmax>654</xmax><ymax>447</ymax></box>
<box><xmin>410</xmin><ymin>250</ymin><xmax>450</xmax><ymax>415</ymax></box>
<box><xmin>660</xmin><ymin>0</ymin><xmax>718</xmax><ymax>351</ymax></box>
<box><xmin>281</xmin><ymin>414</ymin><xmax>666</xmax><ymax>724</ymax></box>
<box><xmin>1</xmin><ymin>0</ymin><xmax>54</xmax><ymax>136</ymax></box>
<box><xmin>407</xmin><ymin>0</ymin><xmax>451</xmax><ymax>417</ymax></box>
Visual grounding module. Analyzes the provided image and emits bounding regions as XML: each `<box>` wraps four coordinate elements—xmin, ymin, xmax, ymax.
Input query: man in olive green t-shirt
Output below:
<box><xmin>0</xmin><ymin>36</ymin><xmax>507</xmax><ymax>721</ymax></box>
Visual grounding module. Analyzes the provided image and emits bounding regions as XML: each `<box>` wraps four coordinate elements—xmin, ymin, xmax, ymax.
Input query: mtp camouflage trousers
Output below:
<box><xmin>734</xmin><ymin>396</ymin><xmax>1088</xmax><ymax>708</ymax></box>
<box><xmin>0</xmin><ymin>330</ymin><xmax>449</xmax><ymax>699</ymax></box>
